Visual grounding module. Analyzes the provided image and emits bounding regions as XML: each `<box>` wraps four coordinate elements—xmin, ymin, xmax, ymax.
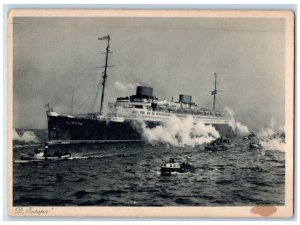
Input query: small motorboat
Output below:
<box><xmin>249</xmin><ymin>142</ymin><xmax>262</xmax><ymax>150</ymax></box>
<box><xmin>204</xmin><ymin>137</ymin><xmax>234</xmax><ymax>151</ymax></box>
<box><xmin>160</xmin><ymin>157</ymin><xmax>195</xmax><ymax>175</ymax></box>
<box><xmin>20</xmin><ymin>149</ymin><xmax>45</xmax><ymax>160</ymax></box>
<box><xmin>20</xmin><ymin>143</ymin><xmax>71</xmax><ymax>161</ymax></box>
<box><xmin>20</xmin><ymin>150</ymin><xmax>71</xmax><ymax>161</ymax></box>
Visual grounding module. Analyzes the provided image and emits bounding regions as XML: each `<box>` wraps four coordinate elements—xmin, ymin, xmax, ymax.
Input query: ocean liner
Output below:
<box><xmin>46</xmin><ymin>35</ymin><xmax>230</xmax><ymax>142</ymax></box>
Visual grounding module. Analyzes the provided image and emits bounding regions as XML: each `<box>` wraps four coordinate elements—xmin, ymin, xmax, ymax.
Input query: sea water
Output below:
<box><xmin>13</xmin><ymin>135</ymin><xmax>285</xmax><ymax>206</ymax></box>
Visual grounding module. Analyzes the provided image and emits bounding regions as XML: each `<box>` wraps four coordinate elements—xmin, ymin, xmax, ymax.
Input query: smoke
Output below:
<box><xmin>114</xmin><ymin>81</ymin><xmax>140</xmax><ymax>94</ymax></box>
<box><xmin>13</xmin><ymin>129</ymin><xmax>39</xmax><ymax>143</ymax></box>
<box><xmin>258</xmin><ymin>118</ymin><xmax>285</xmax><ymax>152</ymax></box>
<box><xmin>224</xmin><ymin>106</ymin><xmax>250</xmax><ymax>135</ymax></box>
<box><xmin>138</xmin><ymin>115</ymin><xmax>220</xmax><ymax>147</ymax></box>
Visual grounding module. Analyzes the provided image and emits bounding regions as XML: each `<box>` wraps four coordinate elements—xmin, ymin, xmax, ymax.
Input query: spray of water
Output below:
<box><xmin>258</xmin><ymin>118</ymin><xmax>285</xmax><ymax>152</ymax></box>
<box><xmin>13</xmin><ymin>129</ymin><xmax>39</xmax><ymax>143</ymax></box>
<box><xmin>138</xmin><ymin>115</ymin><xmax>220</xmax><ymax>147</ymax></box>
<box><xmin>260</xmin><ymin>138</ymin><xmax>285</xmax><ymax>152</ymax></box>
<box><xmin>224</xmin><ymin>106</ymin><xmax>250</xmax><ymax>135</ymax></box>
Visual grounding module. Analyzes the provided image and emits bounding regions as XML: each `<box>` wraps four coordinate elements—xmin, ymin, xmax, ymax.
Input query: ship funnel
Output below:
<box><xmin>179</xmin><ymin>94</ymin><xmax>192</xmax><ymax>104</ymax></box>
<box><xmin>136</xmin><ymin>86</ymin><xmax>153</xmax><ymax>97</ymax></box>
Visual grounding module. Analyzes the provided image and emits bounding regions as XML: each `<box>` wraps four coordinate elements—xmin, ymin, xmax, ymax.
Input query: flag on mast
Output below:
<box><xmin>98</xmin><ymin>35</ymin><xmax>110</xmax><ymax>40</ymax></box>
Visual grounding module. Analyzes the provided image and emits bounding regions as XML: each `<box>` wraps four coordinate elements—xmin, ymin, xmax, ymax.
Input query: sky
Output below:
<box><xmin>13</xmin><ymin>17</ymin><xmax>285</xmax><ymax>130</ymax></box>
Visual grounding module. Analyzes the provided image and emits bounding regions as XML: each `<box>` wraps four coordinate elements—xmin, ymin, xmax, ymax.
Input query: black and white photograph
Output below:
<box><xmin>7</xmin><ymin>9</ymin><xmax>294</xmax><ymax>217</ymax></box>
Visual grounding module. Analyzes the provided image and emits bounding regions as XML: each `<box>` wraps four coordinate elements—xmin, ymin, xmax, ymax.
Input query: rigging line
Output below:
<box><xmin>49</xmin><ymin>76</ymin><xmax>91</xmax><ymax>107</ymax></box>
<box><xmin>76</xmin><ymin>99</ymin><xmax>90</xmax><ymax>114</ymax></box>
<box><xmin>49</xmin><ymin>70</ymin><xmax>98</xmax><ymax>107</ymax></box>
<box><xmin>72</xmin><ymin>72</ymin><xmax>104</xmax><ymax>114</ymax></box>
<box><xmin>75</xmin><ymin>93</ymin><xmax>95</xmax><ymax>114</ymax></box>
<box><xmin>78</xmin><ymin>78</ymin><xmax>101</xmax><ymax>114</ymax></box>
<box><xmin>68</xmin><ymin>71</ymin><xmax>99</xmax><ymax>95</ymax></box>
<box><xmin>71</xmin><ymin>71</ymin><xmax>98</xmax><ymax>91</ymax></box>
<box><xmin>77</xmin><ymin>77</ymin><xmax>102</xmax><ymax>114</ymax></box>
<box><xmin>91</xmin><ymin>77</ymin><xmax>103</xmax><ymax>112</ymax></box>
<box><xmin>60</xmin><ymin>77</ymin><xmax>98</xmax><ymax>114</ymax></box>
<box><xmin>70</xmin><ymin>91</ymin><xmax>87</xmax><ymax>114</ymax></box>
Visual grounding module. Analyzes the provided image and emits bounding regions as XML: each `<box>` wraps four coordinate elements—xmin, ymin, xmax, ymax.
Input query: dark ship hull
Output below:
<box><xmin>48</xmin><ymin>115</ymin><xmax>140</xmax><ymax>141</ymax></box>
<box><xmin>47</xmin><ymin>114</ymin><xmax>232</xmax><ymax>141</ymax></box>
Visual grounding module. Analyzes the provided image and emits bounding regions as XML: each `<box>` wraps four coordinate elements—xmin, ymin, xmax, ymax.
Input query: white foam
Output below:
<box><xmin>224</xmin><ymin>106</ymin><xmax>250</xmax><ymax>135</ymax></box>
<box><xmin>13</xmin><ymin>129</ymin><xmax>39</xmax><ymax>143</ymax></box>
<box><xmin>258</xmin><ymin>119</ymin><xmax>285</xmax><ymax>152</ymax></box>
<box><xmin>138</xmin><ymin>115</ymin><xmax>220</xmax><ymax>147</ymax></box>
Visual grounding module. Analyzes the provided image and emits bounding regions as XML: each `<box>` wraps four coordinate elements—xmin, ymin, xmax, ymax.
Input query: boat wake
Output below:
<box><xmin>151</xmin><ymin>169</ymin><xmax>192</xmax><ymax>176</ymax></box>
<box><xmin>14</xmin><ymin>158</ymin><xmax>70</xmax><ymax>163</ymax></box>
<box><xmin>13</xmin><ymin>143</ymin><xmax>43</xmax><ymax>149</ymax></box>
<box><xmin>68</xmin><ymin>154</ymin><xmax>105</xmax><ymax>160</ymax></box>
<box><xmin>14</xmin><ymin>159</ymin><xmax>32</xmax><ymax>163</ymax></box>
<box><xmin>14</xmin><ymin>151</ymin><xmax>136</xmax><ymax>163</ymax></box>
<box><xmin>14</xmin><ymin>155</ymin><xmax>104</xmax><ymax>163</ymax></box>
<box><xmin>170</xmin><ymin>171</ymin><xmax>191</xmax><ymax>175</ymax></box>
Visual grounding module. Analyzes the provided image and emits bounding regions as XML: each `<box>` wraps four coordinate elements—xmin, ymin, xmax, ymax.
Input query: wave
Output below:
<box><xmin>260</xmin><ymin>139</ymin><xmax>285</xmax><ymax>152</ymax></box>
<box><xmin>13</xmin><ymin>129</ymin><xmax>40</xmax><ymax>143</ymax></box>
<box><xmin>258</xmin><ymin>119</ymin><xmax>285</xmax><ymax>152</ymax></box>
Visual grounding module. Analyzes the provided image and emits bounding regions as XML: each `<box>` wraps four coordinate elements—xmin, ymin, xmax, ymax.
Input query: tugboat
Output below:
<box><xmin>20</xmin><ymin>143</ymin><xmax>71</xmax><ymax>161</ymax></box>
<box><xmin>204</xmin><ymin>137</ymin><xmax>234</xmax><ymax>151</ymax></box>
<box><xmin>160</xmin><ymin>157</ymin><xmax>195</xmax><ymax>175</ymax></box>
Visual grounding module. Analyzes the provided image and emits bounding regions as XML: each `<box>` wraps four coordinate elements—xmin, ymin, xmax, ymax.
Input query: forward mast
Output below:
<box><xmin>98</xmin><ymin>35</ymin><xmax>112</xmax><ymax>115</ymax></box>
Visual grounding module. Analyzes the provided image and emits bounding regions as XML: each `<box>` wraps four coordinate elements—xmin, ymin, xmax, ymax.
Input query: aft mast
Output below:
<box><xmin>211</xmin><ymin>72</ymin><xmax>218</xmax><ymax>112</ymax></box>
<box><xmin>71</xmin><ymin>94</ymin><xmax>74</xmax><ymax>115</ymax></box>
<box><xmin>98</xmin><ymin>35</ymin><xmax>111</xmax><ymax>115</ymax></box>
